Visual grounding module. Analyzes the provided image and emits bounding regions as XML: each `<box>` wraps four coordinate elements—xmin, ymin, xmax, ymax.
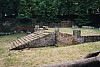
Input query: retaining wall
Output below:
<box><xmin>56</xmin><ymin>32</ymin><xmax>100</xmax><ymax>46</ymax></box>
<box><xmin>73</xmin><ymin>30</ymin><xmax>100</xmax><ymax>44</ymax></box>
<box><xmin>11</xmin><ymin>30</ymin><xmax>100</xmax><ymax>50</ymax></box>
<box><xmin>15</xmin><ymin>32</ymin><xmax>55</xmax><ymax>49</ymax></box>
<box><xmin>81</xmin><ymin>36</ymin><xmax>100</xmax><ymax>43</ymax></box>
<box><xmin>56</xmin><ymin>32</ymin><xmax>78</xmax><ymax>46</ymax></box>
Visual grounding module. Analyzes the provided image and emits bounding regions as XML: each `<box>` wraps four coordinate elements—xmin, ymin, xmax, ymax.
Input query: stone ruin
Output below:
<box><xmin>42</xmin><ymin>30</ymin><xmax>100</xmax><ymax>67</ymax></box>
<box><xmin>34</xmin><ymin>25</ymin><xmax>39</xmax><ymax>32</ymax></box>
<box><xmin>43</xmin><ymin>26</ymin><xmax>48</xmax><ymax>30</ymax></box>
<box><xmin>6</xmin><ymin>26</ymin><xmax>100</xmax><ymax>50</ymax></box>
<box><xmin>73</xmin><ymin>30</ymin><xmax>100</xmax><ymax>43</ymax></box>
<box><xmin>6</xmin><ymin>26</ymin><xmax>100</xmax><ymax>66</ymax></box>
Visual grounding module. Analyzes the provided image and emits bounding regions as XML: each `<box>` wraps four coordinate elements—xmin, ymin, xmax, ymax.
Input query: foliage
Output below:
<box><xmin>0</xmin><ymin>0</ymin><xmax>100</xmax><ymax>25</ymax></box>
<box><xmin>1</xmin><ymin>0</ymin><xmax>19</xmax><ymax>18</ymax></box>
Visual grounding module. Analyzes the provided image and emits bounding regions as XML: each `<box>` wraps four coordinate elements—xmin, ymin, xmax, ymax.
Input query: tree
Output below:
<box><xmin>1</xmin><ymin>0</ymin><xmax>100</xmax><ymax>26</ymax></box>
<box><xmin>17</xmin><ymin>0</ymin><xmax>33</xmax><ymax>19</ymax></box>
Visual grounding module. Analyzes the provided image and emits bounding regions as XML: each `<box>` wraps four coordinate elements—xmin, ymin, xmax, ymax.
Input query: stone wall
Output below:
<box><xmin>56</xmin><ymin>30</ymin><xmax>100</xmax><ymax>46</ymax></box>
<box><xmin>29</xmin><ymin>33</ymin><xmax>55</xmax><ymax>47</ymax></box>
<box><xmin>56</xmin><ymin>32</ymin><xmax>78</xmax><ymax>46</ymax></box>
<box><xmin>81</xmin><ymin>36</ymin><xmax>100</xmax><ymax>43</ymax></box>
<box><xmin>0</xmin><ymin>21</ymin><xmax>73</xmax><ymax>32</ymax></box>
<box><xmin>11</xmin><ymin>29</ymin><xmax>100</xmax><ymax>50</ymax></box>
<box><xmin>73</xmin><ymin>30</ymin><xmax>100</xmax><ymax>43</ymax></box>
<box><xmin>27</xmin><ymin>30</ymin><xmax>100</xmax><ymax>48</ymax></box>
<box><xmin>16</xmin><ymin>32</ymin><xmax>55</xmax><ymax>49</ymax></box>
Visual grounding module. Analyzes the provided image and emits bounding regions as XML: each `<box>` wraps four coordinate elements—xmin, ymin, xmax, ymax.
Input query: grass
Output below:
<box><xmin>0</xmin><ymin>28</ymin><xmax>100</xmax><ymax>67</ymax></box>
<box><xmin>48</xmin><ymin>28</ymin><xmax>100</xmax><ymax>36</ymax></box>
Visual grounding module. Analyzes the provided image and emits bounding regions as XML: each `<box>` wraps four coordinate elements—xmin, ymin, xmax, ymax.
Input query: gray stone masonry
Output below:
<box><xmin>9</xmin><ymin>29</ymin><xmax>100</xmax><ymax>50</ymax></box>
<box><xmin>73</xmin><ymin>30</ymin><xmax>100</xmax><ymax>43</ymax></box>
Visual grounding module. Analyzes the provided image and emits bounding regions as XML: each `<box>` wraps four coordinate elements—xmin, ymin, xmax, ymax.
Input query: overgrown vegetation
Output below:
<box><xmin>0</xmin><ymin>0</ymin><xmax>100</xmax><ymax>26</ymax></box>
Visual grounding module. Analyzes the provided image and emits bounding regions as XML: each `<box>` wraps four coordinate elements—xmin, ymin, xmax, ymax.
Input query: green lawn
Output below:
<box><xmin>0</xmin><ymin>28</ymin><xmax>100</xmax><ymax>67</ymax></box>
<box><xmin>48</xmin><ymin>28</ymin><xmax>100</xmax><ymax>36</ymax></box>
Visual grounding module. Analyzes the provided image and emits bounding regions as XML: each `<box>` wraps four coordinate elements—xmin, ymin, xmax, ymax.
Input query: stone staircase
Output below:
<box><xmin>7</xmin><ymin>30</ymin><xmax>52</xmax><ymax>50</ymax></box>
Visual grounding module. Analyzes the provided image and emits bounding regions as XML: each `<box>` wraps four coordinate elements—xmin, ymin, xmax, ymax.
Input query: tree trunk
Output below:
<box><xmin>43</xmin><ymin>57</ymin><xmax>100</xmax><ymax>67</ymax></box>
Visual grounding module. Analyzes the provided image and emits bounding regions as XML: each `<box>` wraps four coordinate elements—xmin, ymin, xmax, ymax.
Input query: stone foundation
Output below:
<box><xmin>73</xmin><ymin>30</ymin><xmax>100</xmax><ymax>43</ymax></box>
<box><xmin>57</xmin><ymin>32</ymin><xmax>78</xmax><ymax>46</ymax></box>
<box><xmin>9</xmin><ymin>29</ymin><xmax>100</xmax><ymax>50</ymax></box>
<box><xmin>12</xmin><ymin>32</ymin><xmax>56</xmax><ymax>50</ymax></box>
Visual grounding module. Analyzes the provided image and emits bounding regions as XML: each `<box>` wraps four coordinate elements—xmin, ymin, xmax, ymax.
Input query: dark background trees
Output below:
<box><xmin>0</xmin><ymin>0</ymin><xmax>100</xmax><ymax>29</ymax></box>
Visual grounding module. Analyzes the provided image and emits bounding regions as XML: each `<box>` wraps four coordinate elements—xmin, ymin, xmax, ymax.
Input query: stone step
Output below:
<box><xmin>25</xmin><ymin>36</ymin><xmax>34</xmax><ymax>41</ymax></box>
<box><xmin>11</xmin><ymin>41</ymin><xmax>17</xmax><ymax>49</ymax></box>
<box><xmin>15</xmin><ymin>40</ymin><xmax>22</xmax><ymax>46</ymax></box>
<box><xmin>27</xmin><ymin>33</ymin><xmax>47</xmax><ymax>40</ymax></box>
<box><xmin>17</xmin><ymin>39</ymin><xmax>25</xmax><ymax>45</ymax></box>
<box><xmin>13</xmin><ymin>39</ymin><xmax>28</xmax><ymax>49</ymax></box>
<box><xmin>9</xmin><ymin>42</ymin><xmax>14</xmax><ymax>49</ymax></box>
<box><xmin>19</xmin><ymin>38</ymin><xmax>28</xmax><ymax>44</ymax></box>
<box><xmin>23</xmin><ymin>37</ymin><xmax>31</xmax><ymax>42</ymax></box>
<box><xmin>9</xmin><ymin>31</ymin><xmax>51</xmax><ymax>49</ymax></box>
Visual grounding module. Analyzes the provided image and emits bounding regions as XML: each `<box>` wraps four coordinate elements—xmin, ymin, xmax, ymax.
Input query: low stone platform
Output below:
<box><xmin>7</xmin><ymin>30</ymin><xmax>55</xmax><ymax>50</ymax></box>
